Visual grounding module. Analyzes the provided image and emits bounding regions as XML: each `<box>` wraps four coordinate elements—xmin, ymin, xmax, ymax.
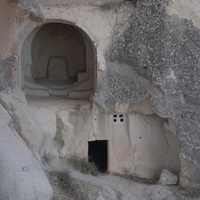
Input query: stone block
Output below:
<box><xmin>24</xmin><ymin>87</ymin><xmax>49</xmax><ymax>97</ymax></box>
<box><xmin>47</xmin><ymin>57</ymin><xmax>68</xmax><ymax>80</ymax></box>
<box><xmin>159</xmin><ymin>169</ymin><xmax>178</xmax><ymax>185</ymax></box>
<box><xmin>68</xmin><ymin>90</ymin><xmax>91</xmax><ymax>99</ymax></box>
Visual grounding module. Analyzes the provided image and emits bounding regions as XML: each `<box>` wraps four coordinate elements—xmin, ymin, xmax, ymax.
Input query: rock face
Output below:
<box><xmin>1</xmin><ymin>0</ymin><xmax>200</xmax><ymax>198</ymax></box>
<box><xmin>108</xmin><ymin>0</ymin><xmax>200</xmax><ymax>188</ymax></box>
<box><xmin>0</xmin><ymin>111</ymin><xmax>53</xmax><ymax>200</ymax></box>
<box><xmin>0</xmin><ymin>58</ymin><xmax>53</xmax><ymax>199</ymax></box>
<box><xmin>159</xmin><ymin>169</ymin><xmax>178</xmax><ymax>185</ymax></box>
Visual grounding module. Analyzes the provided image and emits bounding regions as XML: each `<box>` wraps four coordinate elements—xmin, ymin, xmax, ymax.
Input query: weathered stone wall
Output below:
<box><xmin>97</xmin><ymin>0</ymin><xmax>200</xmax><ymax>188</ymax></box>
<box><xmin>1</xmin><ymin>0</ymin><xmax>200</xmax><ymax>199</ymax></box>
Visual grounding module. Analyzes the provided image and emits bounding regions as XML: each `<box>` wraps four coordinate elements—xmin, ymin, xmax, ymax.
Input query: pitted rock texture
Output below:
<box><xmin>0</xmin><ymin>57</ymin><xmax>16</xmax><ymax>91</ymax></box>
<box><xmin>110</xmin><ymin>0</ymin><xmax>200</xmax><ymax>101</ymax></box>
<box><xmin>2</xmin><ymin>0</ymin><xmax>200</xmax><ymax>194</ymax></box>
<box><xmin>94</xmin><ymin>64</ymin><xmax>151</xmax><ymax>107</ymax></box>
<box><xmin>108</xmin><ymin>0</ymin><xmax>200</xmax><ymax>188</ymax></box>
<box><xmin>152</xmin><ymin>95</ymin><xmax>200</xmax><ymax>187</ymax></box>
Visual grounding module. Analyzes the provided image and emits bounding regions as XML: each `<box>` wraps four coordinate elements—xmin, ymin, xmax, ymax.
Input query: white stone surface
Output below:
<box><xmin>28</xmin><ymin>97</ymin><xmax>92</xmax><ymax>162</ymax></box>
<box><xmin>0</xmin><ymin>89</ymin><xmax>42</xmax><ymax>160</ymax></box>
<box><xmin>27</xmin><ymin>96</ymin><xmax>179</xmax><ymax>180</ymax></box>
<box><xmin>159</xmin><ymin>169</ymin><xmax>178</xmax><ymax>185</ymax></box>
<box><xmin>24</xmin><ymin>87</ymin><xmax>50</xmax><ymax>97</ymax></box>
<box><xmin>166</xmin><ymin>0</ymin><xmax>200</xmax><ymax>29</ymax></box>
<box><xmin>30</xmin><ymin>107</ymin><xmax>59</xmax><ymax>165</ymax></box>
<box><xmin>16</xmin><ymin>0</ymin><xmax>133</xmax><ymax>89</ymax></box>
<box><xmin>68</xmin><ymin>90</ymin><xmax>92</xmax><ymax>99</ymax></box>
<box><xmin>0</xmin><ymin>0</ymin><xmax>186</xmax><ymax>198</ymax></box>
<box><xmin>48</xmin><ymin>88</ymin><xmax>69</xmax><ymax>96</ymax></box>
<box><xmin>68</xmin><ymin>170</ymin><xmax>181</xmax><ymax>200</ymax></box>
<box><xmin>0</xmin><ymin>105</ymin><xmax>53</xmax><ymax>200</ymax></box>
<box><xmin>25</xmin><ymin>79</ymin><xmax>48</xmax><ymax>89</ymax></box>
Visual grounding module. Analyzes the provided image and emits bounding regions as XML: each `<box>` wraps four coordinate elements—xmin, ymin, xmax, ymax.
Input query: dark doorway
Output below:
<box><xmin>88</xmin><ymin>140</ymin><xmax>108</xmax><ymax>172</ymax></box>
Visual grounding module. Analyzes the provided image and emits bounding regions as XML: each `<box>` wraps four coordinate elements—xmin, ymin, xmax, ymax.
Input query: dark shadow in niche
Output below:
<box><xmin>31</xmin><ymin>23</ymin><xmax>86</xmax><ymax>87</ymax></box>
<box><xmin>88</xmin><ymin>140</ymin><xmax>108</xmax><ymax>172</ymax></box>
<box><xmin>21</xmin><ymin>22</ymin><xmax>97</xmax><ymax>99</ymax></box>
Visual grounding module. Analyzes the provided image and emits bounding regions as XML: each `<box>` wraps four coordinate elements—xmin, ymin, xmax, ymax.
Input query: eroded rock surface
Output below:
<box><xmin>0</xmin><ymin>57</ymin><xmax>53</xmax><ymax>199</ymax></box>
<box><xmin>1</xmin><ymin>0</ymin><xmax>200</xmax><ymax>199</ymax></box>
<box><xmin>159</xmin><ymin>169</ymin><xmax>178</xmax><ymax>185</ymax></box>
<box><xmin>106</xmin><ymin>0</ymin><xmax>200</xmax><ymax>188</ymax></box>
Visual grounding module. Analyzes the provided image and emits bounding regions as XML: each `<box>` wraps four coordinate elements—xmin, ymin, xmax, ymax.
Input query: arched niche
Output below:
<box><xmin>20</xmin><ymin>23</ymin><xmax>96</xmax><ymax>99</ymax></box>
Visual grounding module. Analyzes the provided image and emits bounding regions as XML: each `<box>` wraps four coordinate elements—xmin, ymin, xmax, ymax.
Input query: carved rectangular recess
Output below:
<box><xmin>113</xmin><ymin>114</ymin><xmax>125</xmax><ymax>124</ymax></box>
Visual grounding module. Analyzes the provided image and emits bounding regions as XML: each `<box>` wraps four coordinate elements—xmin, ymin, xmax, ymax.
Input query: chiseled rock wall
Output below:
<box><xmin>1</xmin><ymin>0</ymin><xmax>200</xmax><ymax>199</ymax></box>
<box><xmin>0</xmin><ymin>1</ymin><xmax>130</xmax><ymax>198</ymax></box>
<box><xmin>105</xmin><ymin>0</ymin><xmax>200</xmax><ymax>188</ymax></box>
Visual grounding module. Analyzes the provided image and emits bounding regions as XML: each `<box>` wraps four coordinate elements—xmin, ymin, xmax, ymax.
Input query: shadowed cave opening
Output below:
<box><xmin>88</xmin><ymin>140</ymin><xmax>108</xmax><ymax>172</ymax></box>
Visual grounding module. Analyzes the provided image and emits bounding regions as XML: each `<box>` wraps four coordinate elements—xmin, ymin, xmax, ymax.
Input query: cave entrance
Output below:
<box><xmin>88</xmin><ymin>140</ymin><xmax>108</xmax><ymax>172</ymax></box>
<box><xmin>21</xmin><ymin>23</ymin><xmax>96</xmax><ymax>99</ymax></box>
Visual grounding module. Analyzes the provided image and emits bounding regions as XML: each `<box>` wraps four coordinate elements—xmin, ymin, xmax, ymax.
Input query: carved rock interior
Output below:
<box><xmin>21</xmin><ymin>23</ymin><xmax>95</xmax><ymax>99</ymax></box>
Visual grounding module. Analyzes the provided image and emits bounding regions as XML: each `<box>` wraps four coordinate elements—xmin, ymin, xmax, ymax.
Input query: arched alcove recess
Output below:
<box><xmin>21</xmin><ymin>22</ymin><xmax>96</xmax><ymax>99</ymax></box>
